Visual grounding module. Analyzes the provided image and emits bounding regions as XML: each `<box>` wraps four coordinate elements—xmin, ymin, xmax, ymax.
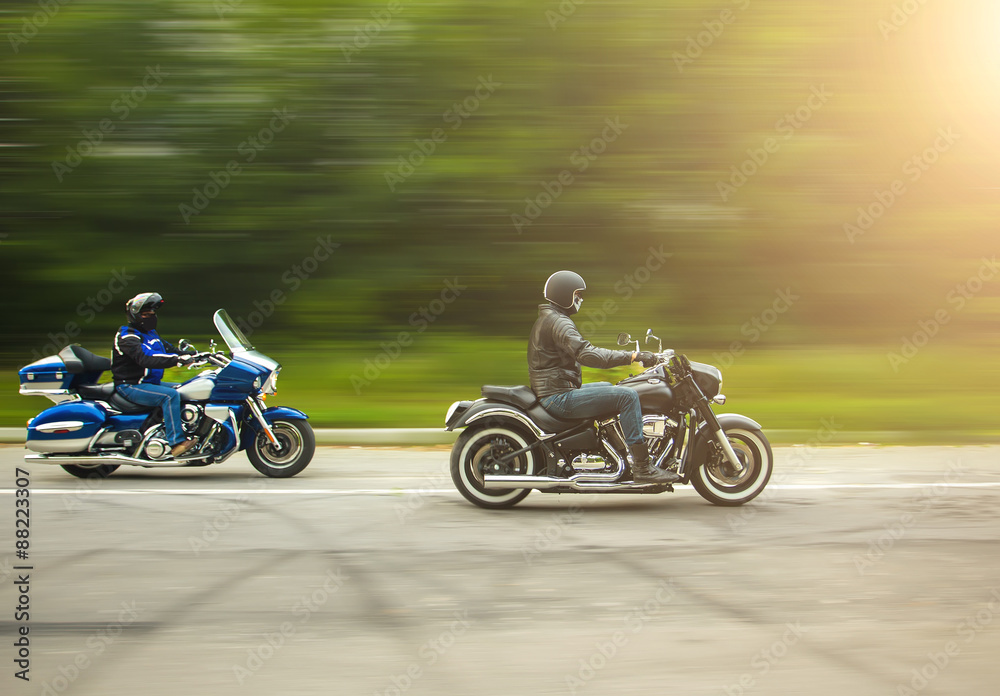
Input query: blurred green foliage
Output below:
<box><xmin>2</xmin><ymin>0</ymin><xmax>998</xmax><ymax>432</ymax></box>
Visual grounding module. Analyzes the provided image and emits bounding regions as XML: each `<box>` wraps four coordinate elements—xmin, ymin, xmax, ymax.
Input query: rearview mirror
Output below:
<box><xmin>616</xmin><ymin>333</ymin><xmax>632</xmax><ymax>346</ymax></box>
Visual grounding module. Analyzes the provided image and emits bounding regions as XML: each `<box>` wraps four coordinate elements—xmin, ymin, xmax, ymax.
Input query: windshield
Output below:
<box><xmin>213</xmin><ymin>309</ymin><xmax>254</xmax><ymax>353</ymax></box>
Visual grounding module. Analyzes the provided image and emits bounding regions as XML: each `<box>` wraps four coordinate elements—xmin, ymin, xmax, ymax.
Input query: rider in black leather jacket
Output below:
<box><xmin>527</xmin><ymin>271</ymin><xmax>678</xmax><ymax>484</ymax></box>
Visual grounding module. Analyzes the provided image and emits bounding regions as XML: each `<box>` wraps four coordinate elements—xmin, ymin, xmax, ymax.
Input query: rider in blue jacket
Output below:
<box><xmin>112</xmin><ymin>293</ymin><xmax>196</xmax><ymax>457</ymax></box>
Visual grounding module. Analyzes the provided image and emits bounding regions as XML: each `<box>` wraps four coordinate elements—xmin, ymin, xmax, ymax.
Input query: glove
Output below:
<box><xmin>636</xmin><ymin>351</ymin><xmax>659</xmax><ymax>368</ymax></box>
<box><xmin>177</xmin><ymin>354</ymin><xmax>197</xmax><ymax>366</ymax></box>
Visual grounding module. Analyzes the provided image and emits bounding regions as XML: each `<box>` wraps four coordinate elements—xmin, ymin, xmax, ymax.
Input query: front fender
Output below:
<box><xmin>240</xmin><ymin>406</ymin><xmax>309</xmax><ymax>448</ymax></box>
<box><xmin>686</xmin><ymin>413</ymin><xmax>763</xmax><ymax>468</ymax></box>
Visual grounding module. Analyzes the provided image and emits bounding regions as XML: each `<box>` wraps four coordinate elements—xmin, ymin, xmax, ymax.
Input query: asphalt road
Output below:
<box><xmin>1</xmin><ymin>443</ymin><xmax>999</xmax><ymax>696</ymax></box>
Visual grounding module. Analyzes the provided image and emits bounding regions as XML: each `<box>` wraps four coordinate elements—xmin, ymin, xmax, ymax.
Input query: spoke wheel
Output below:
<box><xmin>690</xmin><ymin>428</ymin><xmax>772</xmax><ymax>506</ymax></box>
<box><xmin>451</xmin><ymin>426</ymin><xmax>536</xmax><ymax>509</ymax></box>
<box><xmin>247</xmin><ymin>420</ymin><xmax>315</xmax><ymax>478</ymax></box>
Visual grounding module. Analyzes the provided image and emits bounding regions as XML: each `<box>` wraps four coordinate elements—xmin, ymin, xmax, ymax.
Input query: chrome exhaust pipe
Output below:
<box><xmin>482</xmin><ymin>474</ymin><xmax>663</xmax><ymax>492</ymax></box>
<box><xmin>25</xmin><ymin>453</ymin><xmax>209</xmax><ymax>468</ymax></box>
<box><xmin>483</xmin><ymin>438</ymin><xmax>660</xmax><ymax>491</ymax></box>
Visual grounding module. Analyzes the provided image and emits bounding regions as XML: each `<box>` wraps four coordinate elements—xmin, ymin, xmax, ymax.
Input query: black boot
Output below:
<box><xmin>628</xmin><ymin>442</ymin><xmax>680</xmax><ymax>484</ymax></box>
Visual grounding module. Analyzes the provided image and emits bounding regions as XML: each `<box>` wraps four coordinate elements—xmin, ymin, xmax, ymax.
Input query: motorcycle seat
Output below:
<box><xmin>75</xmin><ymin>382</ymin><xmax>149</xmax><ymax>414</ymax></box>
<box><xmin>108</xmin><ymin>389</ymin><xmax>154</xmax><ymax>414</ymax></box>
<box><xmin>525</xmin><ymin>404</ymin><xmax>592</xmax><ymax>433</ymax></box>
<box><xmin>481</xmin><ymin>385</ymin><xmax>591</xmax><ymax>432</ymax></box>
<box><xmin>481</xmin><ymin>385</ymin><xmax>538</xmax><ymax>410</ymax></box>
<box><xmin>77</xmin><ymin>382</ymin><xmax>116</xmax><ymax>400</ymax></box>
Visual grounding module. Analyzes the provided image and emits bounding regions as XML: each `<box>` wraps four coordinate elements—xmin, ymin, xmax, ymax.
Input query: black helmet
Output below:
<box><xmin>544</xmin><ymin>271</ymin><xmax>586</xmax><ymax>314</ymax></box>
<box><xmin>125</xmin><ymin>292</ymin><xmax>164</xmax><ymax>325</ymax></box>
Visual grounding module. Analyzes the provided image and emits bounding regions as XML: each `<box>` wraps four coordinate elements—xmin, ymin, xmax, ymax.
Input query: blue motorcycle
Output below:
<box><xmin>18</xmin><ymin>309</ymin><xmax>315</xmax><ymax>479</ymax></box>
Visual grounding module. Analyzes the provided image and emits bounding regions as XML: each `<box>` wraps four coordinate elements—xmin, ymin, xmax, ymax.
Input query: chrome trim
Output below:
<box><xmin>87</xmin><ymin>426</ymin><xmax>111</xmax><ymax>450</ymax></box>
<box><xmin>445</xmin><ymin>401</ymin><xmax>462</xmax><ymax>426</ymax></box>
<box><xmin>33</xmin><ymin>420</ymin><xmax>85</xmax><ymax>433</ymax></box>
<box><xmin>20</xmin><ymin>386</ymin><xmax>80</xmax><ymax>404</ymax></box>
<box><xmin>713</xmin><ymin>394</ymin><xmax>727</xmax><ymax>405</ymax></box>
<box><xmin>24</xmin><ymin>453</ymin><xmax>209</xmax><ymax>468</ymax></box>
<box><xmin>714</xmin><ymin>427</ymin><xmax>746</xmax><ymax>472</ymax></box>
<box><xmin>246</xmin><ymin>397</ymin><xmax>279</xmax><ymax>446</ymax></box>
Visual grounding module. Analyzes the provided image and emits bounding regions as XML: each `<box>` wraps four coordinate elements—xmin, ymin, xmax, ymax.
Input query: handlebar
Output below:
<box><xmin>183</xmin><ymin>351</ymin><xmax>230</xmax><ymax>369</ymax></box>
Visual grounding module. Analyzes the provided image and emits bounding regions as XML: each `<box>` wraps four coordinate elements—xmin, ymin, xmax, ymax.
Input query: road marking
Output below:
<box><xmin>0</xmin><ymin>482</ymin><xmax>999</xmax><ymax>496</ymax></box>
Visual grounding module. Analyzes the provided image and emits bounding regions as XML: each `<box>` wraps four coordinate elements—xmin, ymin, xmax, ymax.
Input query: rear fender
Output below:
<box><xmin>448</xmin><ymin>399</ymin><xmax>545</xmax><ymax>438</ymax></box>
<box><xmin>686</xmin><ymin>413</ymin><xmax>763</xmax><ymax>468</ymax></box>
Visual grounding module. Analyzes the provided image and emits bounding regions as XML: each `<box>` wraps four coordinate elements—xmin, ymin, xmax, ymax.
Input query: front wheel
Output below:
<box><xmin>61</xmin><ymin>464</ymin><xmax>120</xmax><ymax>479</ymax></box>
<box><xmin>451</xmin><ymin>425</ymin><xmax>537</xmax><ymax>509</ymax></box>
<box><xmin>247</xmin><ymin>420</ymin><xmax>315</xmax><ymax>478</ymax></box>
<box><xmin>689</xmin><ymin>427</ymin><xmax>772</xmax><ymax>506</ymax></box>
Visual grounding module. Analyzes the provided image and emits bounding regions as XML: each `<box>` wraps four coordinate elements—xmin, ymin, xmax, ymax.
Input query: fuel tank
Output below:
<box><xmin>619</xmin><ymin>373</ymin><xmax>676</xmax><ymax>414</ymax></box>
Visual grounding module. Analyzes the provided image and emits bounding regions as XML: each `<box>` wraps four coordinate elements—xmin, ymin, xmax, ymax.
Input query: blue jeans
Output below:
<box><xmin>540</xmin><ymin>382</ymin><xmax>643</xmax><ymax>446</ymax></box>
<box><xmin>116</xmin><ymin>383</ymin><xmax>186</xmax><ymax>446</ymax></box>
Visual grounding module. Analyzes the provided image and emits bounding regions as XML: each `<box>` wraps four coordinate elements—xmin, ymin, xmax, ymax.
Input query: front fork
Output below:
<box><xmin>245</xmin><ymin>397</ymin><xmax>280</xmax><ymax>447</ymax></box>
<box><xmin>695</xmin><ymin>398</ymin><xmax>745</xmax><ymax>474</ymax></box>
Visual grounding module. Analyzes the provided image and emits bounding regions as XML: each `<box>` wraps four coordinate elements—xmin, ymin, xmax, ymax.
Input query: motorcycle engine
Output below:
<box><xmin>144</xmin><ymin>438</ymin><xmax>171</xmax><ymax>460</ymax></box>
<box><xmin>570</xmin><ymin>453</ymin><xmax>607</xmax><ymax>471</ymax></box>
<box><xmin>181</xmin><ymin>404</ymin><xmax>202</xmax><ymax>432</ymax></box>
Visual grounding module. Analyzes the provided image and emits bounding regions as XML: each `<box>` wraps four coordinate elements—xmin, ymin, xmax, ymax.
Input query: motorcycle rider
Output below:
<box><xmin>112</xmin><ymin>293</ymin><xmax>197</xmax><ymax>458</ymax></box>
<box><xmin>528</xmin><ymin>271</ymin><xmax>679</xmax><ymax>484</ymax></box>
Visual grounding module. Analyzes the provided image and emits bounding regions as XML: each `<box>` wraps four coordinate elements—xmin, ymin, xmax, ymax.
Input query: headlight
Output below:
<box><xmin>262</xmin><ymin>369</ymin><xmax>279</xmax><ymax>395</ymax></box>
<box><xmin>253</xmin><ymin>375</ymin><xmax>263</xmax><ymax>390</ymax></box>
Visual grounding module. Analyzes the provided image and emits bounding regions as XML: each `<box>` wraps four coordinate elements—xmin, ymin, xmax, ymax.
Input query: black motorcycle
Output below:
<box><xmin>445</xmin><ymin>330</ymin><xmax>772</xmax><ymax>509</ymax></box>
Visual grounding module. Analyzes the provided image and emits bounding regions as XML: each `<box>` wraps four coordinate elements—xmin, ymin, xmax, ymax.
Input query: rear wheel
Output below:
<box><xmin>689</xmin><ymin>427</ymin><xmax>772</xmax><ymax>506</ymax></box>
<box><xmin>451</xmin><ymin>425</ymin><xmax>537</xmax><ymax>509</ymax></box>
<box><xmin>61</xmin><ymin>464</ymin><xmax>119</xmax><ymax>479</ymax></box>
<box><xmin>247</xmin><ymin>420</ymin><xmax>315</xmax><ymax>478</ymax></box>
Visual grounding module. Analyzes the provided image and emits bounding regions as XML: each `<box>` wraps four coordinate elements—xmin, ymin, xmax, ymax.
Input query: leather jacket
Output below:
<box><xmin>528</xmin><ymin>303</ymin><xmax>634</xmax><ymax>398</ymax></box>
<box><xmin>112</xmin><ymin>325</ymin><xmax>182</xmax><ymax>386</ymax></box>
